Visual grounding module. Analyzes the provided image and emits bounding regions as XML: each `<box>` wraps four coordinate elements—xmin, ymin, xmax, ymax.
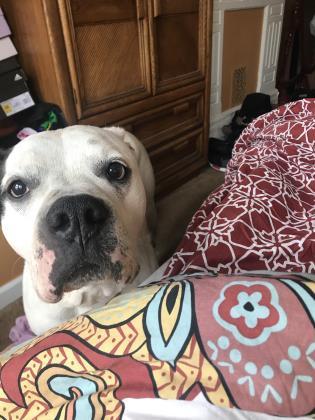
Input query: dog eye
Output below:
<box><xmin>107</xmin><ymin>161</ymin><xmax>127</xmax><ymax>181</ymax></box>
<box><xmin>8</xmin><ymin>180</ymin><xmax>29</xmax><ymax>198</ymax></box>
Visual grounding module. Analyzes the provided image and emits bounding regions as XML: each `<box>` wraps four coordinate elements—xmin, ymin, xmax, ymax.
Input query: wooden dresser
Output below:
<box><xmin>2</xmin><ymin>0</ymin><xmax>212</xmax><ymax>196</ymax></box>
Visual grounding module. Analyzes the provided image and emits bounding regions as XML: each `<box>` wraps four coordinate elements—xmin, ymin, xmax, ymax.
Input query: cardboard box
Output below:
<box><xmin>0</xmin><ymin>36</ymin><xmax>17</xmax><ymax>61</ymax></box>
<box><xmin>0</xmin><ymin>7</ymin><xmax>11</xmax><ymax>39</ymax></box>
<box><xmin>0</xmin><ymin>69</ymin><xmax>34</xmax><ymax>119</ymax></box>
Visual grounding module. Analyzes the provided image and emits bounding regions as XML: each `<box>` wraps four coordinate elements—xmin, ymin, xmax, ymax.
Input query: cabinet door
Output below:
<box><xmin>58</xmin><ymin>0</ymin><xmax>151</xmax><ymax>119</ymax></box>
<box><xmin>149</xmin><ymin>0</ymin><xmax>206</xmax><ymax>94</ymax></box>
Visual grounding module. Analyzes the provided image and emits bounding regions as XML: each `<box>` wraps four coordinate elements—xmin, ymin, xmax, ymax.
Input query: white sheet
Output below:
<box><xmin>123</xmin><ymin>395</ymin><xmax>310</xmax><ymax>420</ymax></box>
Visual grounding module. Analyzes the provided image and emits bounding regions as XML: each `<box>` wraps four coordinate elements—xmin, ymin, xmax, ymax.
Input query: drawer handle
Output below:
<box><xmin>172</xmin><ymin>140</ymin><xmax>190</xmax><ymax>152</ymax></box>
<box><xmin>173</xmin><ymin>102</ymin><xmax>190</xmax><ymax>115</ymax></box>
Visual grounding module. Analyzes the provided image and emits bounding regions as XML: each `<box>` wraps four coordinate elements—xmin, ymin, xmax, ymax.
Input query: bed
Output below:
<box><xmin>0</xmin><ymin>99</ymin><xmax>314</xmax><ymax>419</ymax></box>
<box><xmin>163</xmin><ymin>99</ymin><xmax>315</xmax><ymax>278</ymax></box>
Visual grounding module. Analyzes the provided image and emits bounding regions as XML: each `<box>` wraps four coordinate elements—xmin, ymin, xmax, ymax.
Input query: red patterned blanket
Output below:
<box><xmin>164</xmin><ymin>99</ymin><xmax>315</xmax><ymax>277</ymax></box>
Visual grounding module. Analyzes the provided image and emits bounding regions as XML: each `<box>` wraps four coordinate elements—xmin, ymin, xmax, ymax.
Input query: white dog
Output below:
<box><xmin>0</xmin><ymin>126</ymin><xmax>157</xmax><ymax>335</ymax></box>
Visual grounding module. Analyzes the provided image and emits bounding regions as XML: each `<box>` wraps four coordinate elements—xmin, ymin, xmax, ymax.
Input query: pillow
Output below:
<box><xmin>0</xmin><ymin>273</ymin><xmax>314</xmax><ymax>418</ymax></box>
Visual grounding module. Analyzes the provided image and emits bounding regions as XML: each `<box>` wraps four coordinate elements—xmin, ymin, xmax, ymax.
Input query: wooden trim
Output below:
<box><xmin>153</xmin><ymin>0</ymin><xmax>161</xmax><ymax>17</ymax></box>
<box><xmin>152</xmin><ymin>72</ymin><xmax>204</xmax><ymax>94</ymax></box>
<box><xmin>148</xmin><ymin>0</ymin><xmax>160</xmax><ymax>95</ymax></box>
<box><xmin>137</xmin><ymin>0</ymin><xmax>147</xmax><ymax>19</ymax></box>
<box><xmin>43</xmin><ymin>0</ymin><xmax>76</xmax><ymax>124</ymax></box>
<box><xmin>137</xmin><ymin>0</ymin><xmax>153</xmax><ymax>100</ymax></box>
<box><xmin>58</xmin><ymin>0</ymin><xmax>84</xmax><ymax>119</ymax></box>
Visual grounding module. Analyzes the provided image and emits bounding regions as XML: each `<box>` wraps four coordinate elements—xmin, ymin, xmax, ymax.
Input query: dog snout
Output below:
<box><xmin>46</xmin><ymin>194</ymin><xmax>109</xmax><ymax>245</ymax></box>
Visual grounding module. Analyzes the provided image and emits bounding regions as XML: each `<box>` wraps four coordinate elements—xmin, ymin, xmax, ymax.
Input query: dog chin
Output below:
<box><xmin>36</xmin><ymin>285</ymin><xmax>63</xmax><ymax>303</ymax></box>
<box><xmin>36</xmin><ymin>257</ymin><xmax>140</xmax><ymax>304</ymax></box>
<box><xmin>36</xmin><ymin>278</ymin><xmax>91</xmax><ymax>303</ymax></box>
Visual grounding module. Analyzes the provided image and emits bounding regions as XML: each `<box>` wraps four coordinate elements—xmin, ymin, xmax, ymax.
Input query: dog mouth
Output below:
<box><xmin>52</xmin><ymin>260</ymin><xmax>113</xmax><ymax>296</ymax></box>
<box><xmin>35</xmin><ymin>239</ymin><xmax>139</xmax><ymax>303</ymax></box>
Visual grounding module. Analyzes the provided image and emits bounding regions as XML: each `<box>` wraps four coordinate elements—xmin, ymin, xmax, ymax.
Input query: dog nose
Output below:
<box><xmin>46</xmin><ymin>194</ymin><xmax>110</xmax><ymax>245</ymax></box>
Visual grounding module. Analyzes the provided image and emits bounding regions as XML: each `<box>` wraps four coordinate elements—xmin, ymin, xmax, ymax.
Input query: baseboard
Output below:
<box><xmin>0</xmin><ymin>275</ymin><xmax>22</xmax><ymax>310</ymax></box>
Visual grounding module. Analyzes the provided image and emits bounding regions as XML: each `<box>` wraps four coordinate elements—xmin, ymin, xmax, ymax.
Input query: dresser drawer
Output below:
<box><xmin>149</xmin><ymin>128</ymin><xmax>202</xmax><ymax>176</ymax></box>
<box><xmin>151</xmin><ymin>128</ymin><xmax>206</xmax><ymax>195</ymax></box>
<box><xmin>150</xmin><ymin>132</ymin><xmax>198</xmax><ymax>174</ymax></box>
<box><xmin>121</xmin><ymin>93</ymin><xmax>203</xmax><ymax>147</ymax></box>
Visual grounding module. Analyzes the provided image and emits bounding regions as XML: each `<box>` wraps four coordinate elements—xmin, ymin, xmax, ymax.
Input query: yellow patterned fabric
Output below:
<box><xmin>0</xmin><ymin>274</ymin><xmax>314</xmax><ymax>419</ymax></box>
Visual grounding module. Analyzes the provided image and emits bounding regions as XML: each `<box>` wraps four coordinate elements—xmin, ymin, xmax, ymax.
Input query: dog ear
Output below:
<box><xmin>104</xmin><ymin>127</ymin><xmax>157</xmax><ymax>238</ymax></box>
<box><xmin>0</xmin><ymin>148</ymin><xmax>11</xmax><ymax>218</ymax></box>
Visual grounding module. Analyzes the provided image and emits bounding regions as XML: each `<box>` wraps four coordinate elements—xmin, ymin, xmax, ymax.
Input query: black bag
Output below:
<box><xmin>0</xmin><ymin>102</ymin><xmax>68</xmax><ymax>149</ymax></box>
<box><xmin>208</xmin><ymin>93</ymin><xmax>272</xmax><ymax>168</ymax></box>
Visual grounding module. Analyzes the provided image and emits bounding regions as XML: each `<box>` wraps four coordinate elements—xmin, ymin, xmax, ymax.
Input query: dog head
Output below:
<box><xmin>0</xmin><ymin>126</ymin><xmax>155</xmax><ymax>303</ymax></box>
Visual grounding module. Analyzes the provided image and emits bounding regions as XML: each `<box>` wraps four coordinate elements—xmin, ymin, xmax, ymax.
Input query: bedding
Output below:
<box><xmin>0</xmin><ymin>272</ymin><xmax>314</xmax><ymax>419</ymax></box>
<box><xmin>164</xmin><ymin>99</ymin><xmax>315</xmax><ymax>278</ymax></box>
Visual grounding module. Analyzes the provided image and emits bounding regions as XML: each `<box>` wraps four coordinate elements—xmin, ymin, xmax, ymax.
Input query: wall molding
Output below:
<box><xmin>0</xmin><ymin>275</ymin><xmax>22</xmax><ymax>310</ymax></box>
<box><xmin>210</xmin><ymin>0</ymin><xmax>285</xmax><ymax>138</ymax></box>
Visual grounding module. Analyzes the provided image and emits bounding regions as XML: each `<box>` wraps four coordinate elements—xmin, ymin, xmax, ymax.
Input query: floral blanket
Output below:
<box><xmin>0</xmin><ymin>273</ymin><xmax>314</xmax><ymax>419</ymax></box>
<box><xmin>164</xmin><ymin>99</ymin><xmax>315</xmax><ymax>278</ymax></box>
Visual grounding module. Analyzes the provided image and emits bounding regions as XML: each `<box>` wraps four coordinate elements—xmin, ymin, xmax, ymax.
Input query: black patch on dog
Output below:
<box><xmin>49</xmin><ymin>228</ymin><xmax>122</xmax><ymax>297</ymax></box>
<box><xmin>0</xmin><ymin>148</ymin><xmax>11</xmax><ymax>218</ymax></box>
